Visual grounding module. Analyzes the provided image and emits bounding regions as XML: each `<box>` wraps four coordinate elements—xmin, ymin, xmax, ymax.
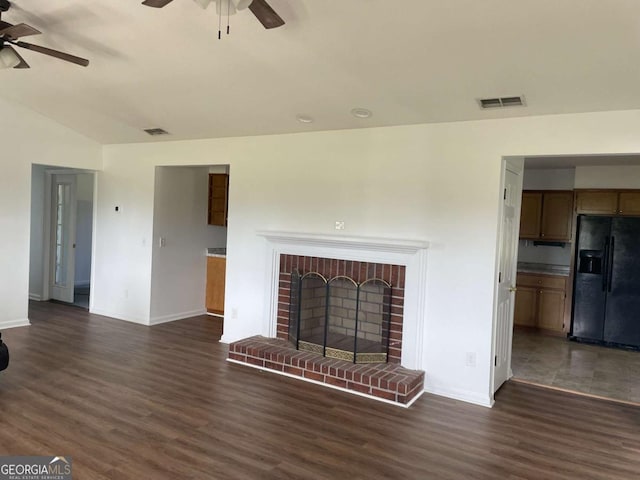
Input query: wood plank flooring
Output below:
<box><xmin>0</xmin><ymin>302</ymin><xmax>639</xmax><ymax>479</ymax></box>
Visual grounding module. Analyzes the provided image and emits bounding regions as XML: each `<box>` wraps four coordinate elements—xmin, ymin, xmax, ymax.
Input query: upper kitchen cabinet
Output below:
<box><xmin>519</xmin><ymin>190</ymin><xmax>573</xmax><ymax>241</ymax></box>
<box><xmin>519</xmin><ymin>192</ymin><xmax>542</xmax><ymax>239</ymax></box>
<box><xmin>208</xmin><ymin>173</ymin><xmax>229</xmax><ymax>226</ymax></box>
<box><xmin>575</xmin><ymin>190</ymin><xmax>640</xmax><ymax>216</ymax></box>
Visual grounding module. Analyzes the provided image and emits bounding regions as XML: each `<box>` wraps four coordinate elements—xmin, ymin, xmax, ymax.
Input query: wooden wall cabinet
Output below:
<box><xmin>206</xmin><ymin>256</ymin><xmax>226</xmax><ymax>315</ymax></box>
<box><xmin>519</xmin><ymin>193</ymin><xmax>542</xmax><ymax>239</ymax></box>
<box><xmin>575</xmin><ymin>190</ymin><xmax>640</xmax><ymax>216</ymax></box>
<box><xmin>514</xmin><ymin>273</ymin><xmax>567</xmax><ymax>333</ymax></box>
<box><xmin>208</xmin><ymin>174</ymin><xmax>229</xmax><ymax>226</ymax></box>
<box><xmin>519</xmin><ymin>191</ymin><xmax>573</xmax><ymax>241</ymax></box>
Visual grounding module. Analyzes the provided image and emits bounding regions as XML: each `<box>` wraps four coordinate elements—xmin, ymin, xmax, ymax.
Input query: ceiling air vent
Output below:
<box><xmin>144</xmin><ymin>127</ymin><xmax>170</xmax><ymax>136</ymax></box>
<box><xmin>479</xmin><ymin>96</ymin><xmax>525</xmax><ymax>109</ymax></box>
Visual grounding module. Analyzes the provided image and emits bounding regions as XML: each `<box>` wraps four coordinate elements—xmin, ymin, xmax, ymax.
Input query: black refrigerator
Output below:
<box><xmin>571</xmin><ymin>215</ymin><xmax>640</xmax><ymax>348</ymax></box>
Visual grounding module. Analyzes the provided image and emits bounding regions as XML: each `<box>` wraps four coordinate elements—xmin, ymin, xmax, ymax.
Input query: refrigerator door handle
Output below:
<box><xmin>602</xmin><ymin>238</ymin><xmax>610</xmax><ymax>292</ymax></box>
<box><xmin>608</xmin><ymin>236</ymin><xmax>615</xmax><ymax>292</ymax></box>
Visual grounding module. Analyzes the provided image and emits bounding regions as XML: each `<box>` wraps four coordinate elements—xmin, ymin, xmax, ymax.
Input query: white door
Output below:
<box><xmin>493</xmin><ymin>159</ymin><xmax>523</xmax><ymax>393</ymax></box>
<box><xmin>50</xmin><ymin>174</ymin><xmax>77</xmax><ymax>303</ymax></box>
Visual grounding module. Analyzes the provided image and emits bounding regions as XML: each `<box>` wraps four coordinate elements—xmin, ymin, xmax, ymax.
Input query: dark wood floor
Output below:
<box><xmin>1</xmin><ymin>302</ymin><xmax>639</xmax><ymax>479</ymax></box>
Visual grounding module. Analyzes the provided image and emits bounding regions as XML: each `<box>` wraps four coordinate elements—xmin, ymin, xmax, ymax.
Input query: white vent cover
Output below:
<box><xmin>478</xmin><ymin>96</ymin><xmax>525</xmax><ymax>109</ymax></box>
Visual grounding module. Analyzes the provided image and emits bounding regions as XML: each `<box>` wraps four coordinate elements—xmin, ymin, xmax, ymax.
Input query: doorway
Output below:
<box><xmin>502</xmin><ymin>155</ymin><xmax>640</xmax><ymax>405</ymax></box>
<box><xmin>29</xmin><ymin>165</ymin><xmax>95</xmax><ymax>310</ymax></box>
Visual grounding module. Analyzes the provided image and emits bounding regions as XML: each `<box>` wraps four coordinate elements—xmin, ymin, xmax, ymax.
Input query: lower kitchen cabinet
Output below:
<box><xmin>206</xmin><ymin>256</ymin><xmax>226</xmax><ymax>315</ymax></box>
<box><xmin>514</xmin><ymin>273</ymin><xmax>567</xmax><ymax>333</ymax></box>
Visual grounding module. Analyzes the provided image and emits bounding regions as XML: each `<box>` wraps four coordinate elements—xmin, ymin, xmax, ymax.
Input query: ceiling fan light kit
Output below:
<box><xmin>0</xmin><ymin>0</ymin><xmax>90</xmax><ymax>69</ymax></box>
<box><xmin>142</xmin><ymin>0</ymin><xmax>285</xmax><ymax>31</ymax></box>
<box><xmin>0</xmin><ymin>44</ymin><xmax>18</xmax><ymax>68</ymax></box>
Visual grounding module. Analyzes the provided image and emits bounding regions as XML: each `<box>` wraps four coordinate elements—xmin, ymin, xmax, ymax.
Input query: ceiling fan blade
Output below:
<box><xmin>142</xmin><ymin>0</ymin><xmax>175</xmax><ymax>7</ymax></box>
<box><xmin>5</xmin><ymin>46</ymin><xmax>29</xmax><ymax>68</ymax></box>
<box><xmin>248</xmin><ymin>0</ymin><xmax>284</xmax><ymax>29</ymax></box>
<box><xmin>15</xmin><ymin>41</ymin><xmax>89</xmax><ymax>67</ymax></box>
<box><xmin>0</xmin><ymin>22</ymin><xmax>41</xmax><ymax>39</ymax></box>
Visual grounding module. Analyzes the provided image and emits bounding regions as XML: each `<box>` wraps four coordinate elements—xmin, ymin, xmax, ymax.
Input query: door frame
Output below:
<box><xmin>40</xmin><ymin>168</ymin><xmax>96</xmax><ymax>307</ymax></box>
<box><xmin>490</xmin><ymin>157</ymin><xmax>524</xmax><ymax>399</ymax></box>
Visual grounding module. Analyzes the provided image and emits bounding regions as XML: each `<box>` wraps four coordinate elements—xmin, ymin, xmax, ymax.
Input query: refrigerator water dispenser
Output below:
<box><xmin>578</xmin><ymin>249</ymin><xmax>602</xmax><ymax>274</ymax></box>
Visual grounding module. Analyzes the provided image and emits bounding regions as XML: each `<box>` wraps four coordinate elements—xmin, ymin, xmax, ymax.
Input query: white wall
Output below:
<box><xmin>75</xmin><ymin>173</ymin><xmax>94</xmax><ymax>287</ymax></box>
<box><xmin>0</xmin><ymin>98</ymin><xmax>101</xmax><ymax>330</ymax></box>
<box><xmin>575</xmin><ymin>165</ymin><xmax>640</xmax><ymax>188</ymax></box>
<box><xmin>95</xmin><ymin>109</ymin><xmax>640</xmax><ymax>407</ymax></box>
<box><xmin>149</xmin><ymin>166</ymin><xmax>226</xmax><ymax>324</ymax></box>
<box><xmin>522</xmin><ymin>168</ymin><xmax>575</xmax><ymax>190</ymax></box>
<box><xmin>28</xmin><ymin>165</ymin><xmax>47</xmax><ymax>300</ymax></box>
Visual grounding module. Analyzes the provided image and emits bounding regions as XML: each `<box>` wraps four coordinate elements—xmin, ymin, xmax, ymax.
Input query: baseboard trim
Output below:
<box><xmin>28</xmin><ymin>293</ymin><xmax>42</xmax><ymax>301</ymax></box>
<box><xmin>226</xmin><ymin>358</ymin><xmax>423</xmax><ymax>408</ymax></box>
<box><xmin>424</xmin><ymin>383</ymin><xmax>494</xmax><ymax>408</ymax></box>
<box><xmin>149</xmin><ymin>309</ymin><xmax>207</xmax><ymax>326</ymax></box>
<box><xmin>0</xmin><ymin>318</ymin><xmax>31</xmax><ymax>330</ymax></box>
<box><xmin>89</xmin><ymin>308</ymin><xmax>150</xmax><ymax>326</ymax></box>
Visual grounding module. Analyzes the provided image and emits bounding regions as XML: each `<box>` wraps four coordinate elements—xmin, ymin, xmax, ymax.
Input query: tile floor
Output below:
<box><xmin>511</xmin><ymin>328</ymin><xmax>640</xmax><ymax>404</ymax></box>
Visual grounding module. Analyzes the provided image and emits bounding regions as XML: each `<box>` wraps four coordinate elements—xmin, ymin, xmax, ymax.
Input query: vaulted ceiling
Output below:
<box><xmin>2</xmin><ymin>0</ymin><xmax>640</xmax><ymax>144</ymax></box>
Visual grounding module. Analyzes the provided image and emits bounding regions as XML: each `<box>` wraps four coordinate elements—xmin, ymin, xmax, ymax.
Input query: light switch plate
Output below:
<box><xmin>335</xmin><ymin>221</ymin><xmax>345</xmax><ymax>230</ymax></box>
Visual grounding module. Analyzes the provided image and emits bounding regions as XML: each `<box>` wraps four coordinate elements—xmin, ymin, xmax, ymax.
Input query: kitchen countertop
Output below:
<box><xmin>517</xmin><ymin>262</ymin><xmax>570</xmax><ymax>277</ymax></box>
<box><xmin>207</xmin><ymin>247</ymin><xmax>226</xmax><ymax>258</ymax></box>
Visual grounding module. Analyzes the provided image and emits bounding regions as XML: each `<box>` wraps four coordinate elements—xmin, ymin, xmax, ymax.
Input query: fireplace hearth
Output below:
<box><xmin>227</xmin><ymin>232</ymin><xmax>428</xmax><ymax>406</ymax></box>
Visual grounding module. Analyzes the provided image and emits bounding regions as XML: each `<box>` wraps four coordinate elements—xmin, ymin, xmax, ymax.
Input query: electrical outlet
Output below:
<box><xmin>465</xmin><ymin>352</ymin><xmax>476</xmax><ymax>367</ymax></box>
<box><xmin>231</xmin><ymin>308</ymin><xmax>238</xmax><ymax>319</ymax></box>
<box><xmin>335</xmin><ymin>221</ymin><xmax>345</xmax><ymax>230</ymax></box>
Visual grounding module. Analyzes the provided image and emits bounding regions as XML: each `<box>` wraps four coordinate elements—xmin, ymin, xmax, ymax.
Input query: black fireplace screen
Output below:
<box><xmin>288</xmin><ymin>270</ymin><xmax>392</xmax><ymax>364</ymax></box>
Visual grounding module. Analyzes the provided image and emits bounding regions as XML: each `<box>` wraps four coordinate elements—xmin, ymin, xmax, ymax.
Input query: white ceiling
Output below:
<box><xmin>3</xmin><ymin>0</ymin><xmax>640</xmax><ymax>144</ymax></box>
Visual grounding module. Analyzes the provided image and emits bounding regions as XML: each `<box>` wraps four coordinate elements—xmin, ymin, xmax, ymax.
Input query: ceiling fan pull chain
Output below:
<box><xmin>218</xmin><ymin>1</ymin><xmax>222</xmax><ymax>40</ymax></box>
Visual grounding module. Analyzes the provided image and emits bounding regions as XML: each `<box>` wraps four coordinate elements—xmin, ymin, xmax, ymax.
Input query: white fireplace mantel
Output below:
<box><xmin>258</xmin><ymin>230</ymin><xmax>429</xmax><ymax>371</ymax></box>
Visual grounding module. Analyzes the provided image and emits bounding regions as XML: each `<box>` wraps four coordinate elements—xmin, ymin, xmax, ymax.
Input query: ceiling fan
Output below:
<box><xmin>142</xmin><ymin>0</ymin><xmax>285</xmax><ymax>29</ymax></box>
<box><xmin>0</xmin><ymin>0</ymin><xmax>89</xmax><ymax>69</ymax></box>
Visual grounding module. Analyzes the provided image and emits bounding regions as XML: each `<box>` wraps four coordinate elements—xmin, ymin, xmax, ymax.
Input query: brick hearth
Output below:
<box><xmin>228</xmin><ymin>336</ymin><xmax>425</xmax><ymax>406</ymax></box>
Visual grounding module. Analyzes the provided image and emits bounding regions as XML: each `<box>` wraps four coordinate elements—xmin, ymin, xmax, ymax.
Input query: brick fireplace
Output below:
<box><xmin>279</xmin><ymin>255</ymin><xmax>404</xmax><ymax>364</ymax></box>
<box><xmin>227</xmin><ymin>232</ymin><xmax>429</xmax><ymax>407</ymax></box>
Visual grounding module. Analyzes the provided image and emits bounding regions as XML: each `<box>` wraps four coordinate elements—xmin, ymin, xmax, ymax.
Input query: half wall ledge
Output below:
<box><xmin>227</xmin><ymin>335</ymin><xmax>425</xmax><ymax>407</ymax></box>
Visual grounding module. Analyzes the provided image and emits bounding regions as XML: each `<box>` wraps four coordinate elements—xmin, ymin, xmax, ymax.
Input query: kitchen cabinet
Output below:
<box><xmin>519</xmin><ymin>191</ymin><xmax>573</xmax><ymax>241</ymax></box>
<box><xmin>206</xmin><ymin>256</ymin><xmax>226</xmax><ymax>315</ymax></box>
<box><xmin>208</xmin><ymin>174</ymin><xmax>229</xmax><ymax>226</ymax></box>
<box><xmin>514</xmin><ymin>273</ymin><xmax>567</xmax><ymax>333</ymax></box>
<box><xmin>519</xmin><ymin>193</ymin><xmax>542</xmax><ymax>239</ymax></box>
<box><xmin>575</xmin><ymin>190</ymin><xmax>640</xmax><ymax>216</ymax></box>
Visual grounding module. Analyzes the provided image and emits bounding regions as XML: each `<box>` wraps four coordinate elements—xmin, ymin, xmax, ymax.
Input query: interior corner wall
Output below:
<box><xmin>29</xmin><ymin>165</ymin><xmax>47</xmax><ymax>300</ymax></box>
<box><xmin>98</xmin><ymin>109</ymin><xmax>640</xmax><ymax>408</ymax></box>
<box><xmin>149</xmin><ymin>166</ymin><xmax>225</xmax><ymax>324</ymax></box>
<box><xmin>0</xmin><ymin>98</ymin><xmax>101</xmax><ymax>331</ymax></box>
<box><xmin>74</xmin><ymin>173</ymin><xmax>94</xmax><ymax>287</ymax></box>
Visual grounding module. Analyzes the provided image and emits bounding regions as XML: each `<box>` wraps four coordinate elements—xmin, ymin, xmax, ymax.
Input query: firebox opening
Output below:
<box><xmin>289</xmin><ymin>270</ymin><xmax>392</xmax><ymax>364</ymax></box>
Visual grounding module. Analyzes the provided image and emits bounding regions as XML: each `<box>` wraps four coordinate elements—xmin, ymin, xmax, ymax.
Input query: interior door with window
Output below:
<box><xmin>50</xmin><ymin>174</ymin><xmax>77</xmax><ymax>303</ymax></box>
<box><xmin>493</xmin><ymin>159</ymin><xmax>523</xmax><ymax>393</ymax></box>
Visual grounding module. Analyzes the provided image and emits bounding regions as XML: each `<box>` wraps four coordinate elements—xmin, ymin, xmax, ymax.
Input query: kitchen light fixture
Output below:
<box><xmin>0</xmin><ymin>47</ymin><xmax>20</xmax><ymax>69</ymax></box>
<box><xmin>351</xmin><ymin>108</ymin><xmax>372</xmax><ymax>119</ymax></box>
